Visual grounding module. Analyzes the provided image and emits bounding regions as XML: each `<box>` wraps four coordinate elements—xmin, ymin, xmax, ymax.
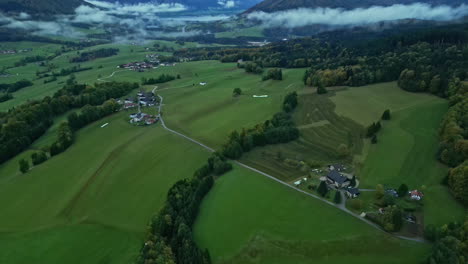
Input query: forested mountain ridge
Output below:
<box><xmin>100</xmin><ymin>0</ymin><xmax>263</xmax><ymax>10</ymax></box>
<box><xmin>246</xmin><ymin>0</ymin><xmax>467</xmax><ymax>13</ymax></box>
<box><xmin>0</xmin><ymin>0</ymin><xmax>88</xmax><ymax>14</ymax></box>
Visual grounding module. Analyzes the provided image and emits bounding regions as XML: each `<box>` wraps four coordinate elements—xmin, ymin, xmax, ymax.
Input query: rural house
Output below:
<box><xmin>409</xmin><ymin>190</ymin><xmax>424</xmax><ymax>200</ymax></box>
<box><xmin>326</xmin><ymin>170</ymin><xmax>350</xmax><ymax>188</ymax></box>
<box><xmin>345</xmin><ymin>187</ymin><xmax>360</xmax><ymax>198</ymax></box>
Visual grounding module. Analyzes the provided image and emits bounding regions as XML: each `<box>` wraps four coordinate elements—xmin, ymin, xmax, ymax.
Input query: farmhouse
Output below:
<box><xmin>326</xmin><ymin>170</ymin><xmax>350</xmax><ymax>188</ymax></box>
<box><xmin>124</xmin><ymin>102</ymin><xmax>137</xmax><ymax>109</ymax></box>
<box><xmin>409</xmin><ymin>190</ymin><xmax>424</xmax><ymax>200</ymax></box>
<box><xmin>119</xmin><ymin>62</ymin><xmax>157</xmax><ymax>71</ymax></box>
<box><xmin>345</xmin><ymin>187</ymin><xmax>360</xmax><ymax>198</ymax></box>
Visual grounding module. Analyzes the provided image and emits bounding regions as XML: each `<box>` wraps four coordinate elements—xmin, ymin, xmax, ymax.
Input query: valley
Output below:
<box><xmin>0</xmin><ymin>1</ymin><xmax>467</xmax><ymax>264</ymax></box>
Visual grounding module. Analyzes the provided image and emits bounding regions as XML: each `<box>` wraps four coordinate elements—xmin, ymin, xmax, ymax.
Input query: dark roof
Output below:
<box><xmin>346</xmin><ymin>187</ymin><xmax>360</xmax><ymax>195</ymax></box>
<box><xmin>327</xmin><ymin>170</ymin><xmax>349</xmax><ymax>184</ymax></box>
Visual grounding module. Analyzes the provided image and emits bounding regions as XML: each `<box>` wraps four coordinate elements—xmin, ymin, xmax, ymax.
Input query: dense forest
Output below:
<box><xmin>0</xmin><ymin>80</ymin><xmax>138</xmax><ymax>165</ymax></box>
<box><xmin>70</xmin><ymin>48</ymin><xmax>119</xmax><ymax>63</ymax></box>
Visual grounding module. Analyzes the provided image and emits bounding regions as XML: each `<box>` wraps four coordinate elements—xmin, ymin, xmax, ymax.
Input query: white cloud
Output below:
<box><xmin>247</xmin><ymin>3</ymin><xmax>468</xmax><ymax>28</ymax></box>
<box><xmin>217</xmin><ymin>0</ymin><xmax>236</xmax><ymax>9</ymax></box>
<box><xmin>18</xmin><ymin>12</ymin><xmax>31</xmax><ymax>19</ymax></box>
<box><xmin>85</xmin><ymin>0</ymin><xmax>187</xmax><ymax>14</ymax></box>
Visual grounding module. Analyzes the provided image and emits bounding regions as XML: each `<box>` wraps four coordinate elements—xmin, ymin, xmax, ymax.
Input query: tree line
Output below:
<box><xmin>424</xmin><ymin>218</ymin><xmax>468</xmax><ymax>264</ymax></box>
<box><xmin>18</xmin><ymin>99</ymin><xmax>122</xmax><ymax>173</ymax></box>
<box><xmin>0</xmin><ymin>79</ymin><xmax>33</xmax><ymax>93</ymax></box>
<box><xmin>0</xmin><ymin>80</ymin><xmax>138</xmax><ymax>165</ymax></box>
<box><xmin>70</xmin><ymin>48</ymin><xmax>119</xmax><ymax>63</ymax></box>
<box><xmin>137</xmin><ymin>152</ymin><xmax>232</xmax><ymax>264</ymax></box>
<box><xmin>438</xmin><ymin>80</ymin><xmax>468</xmax><ymax>206</ymax></box>
<box><xmin>142</xmin><ymin>74</ymin><xmax>177</xmax><ymax>85</ymax></box>
<box><xmin>221</xmin><ymin>92</ymin><xmax>299</xmax><ymax>160</ymax></box>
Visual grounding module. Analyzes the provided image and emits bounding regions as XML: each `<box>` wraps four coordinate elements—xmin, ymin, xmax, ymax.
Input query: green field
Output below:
<box><xmin>194</xmin><ymin>165</ymin><xmax>430</xmax><ymax>264</ymax></box>
<box><xmin>155</xmin><ymin>61</ymin><xmax>305</xmax><ymax>147</ymax></box>
<box><xmin>0</xmin><ymin>112</ymin><xmax>210</xmax><ymax>264</ymax></box>
<box><xmin>215</xmin><ymin>26</ymin><xmax>264</xmax><ymax>38</ymax></box>
<box><xmin>0</xmin><ymin>41</ymin><xmax>222</xmax><ymax>111</ymax></box>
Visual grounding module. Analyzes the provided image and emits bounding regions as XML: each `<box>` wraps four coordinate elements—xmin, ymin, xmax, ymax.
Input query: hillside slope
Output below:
<box><xmin>0</xmin><ymin>0</ymin><xmax>86</xmax><ymax>14</ymax></box>
<box><xmin>246</xmin><ymin>0</ymin><xmax>466</xmax><ymax>13</ymax></box>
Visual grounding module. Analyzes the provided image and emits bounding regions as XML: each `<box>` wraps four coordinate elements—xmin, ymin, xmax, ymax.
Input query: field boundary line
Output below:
<box><xmin>154</xmin><ymin>87</ymin><xmax>427</xmax><ymax>244</ymax></box>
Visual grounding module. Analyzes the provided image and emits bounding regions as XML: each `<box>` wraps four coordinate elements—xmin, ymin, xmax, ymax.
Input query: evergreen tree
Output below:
<box><xmin>350</xmin><ymin>175</ymin><xmax>357</xmax><ymax>187</ymax></box>
<box><xmin>381</xmin><ymin>109</ymin><xmax>391</xmax><ymax>120</ymax></box>
<box><xmin>334</xmin><ymin>191</ymin><xmax>342</xmax><ymax>204</ymax></box>
<box><xmin>397</xmin><ymin>183</ymin><xmax>408</xmax><ymax>197</ymax></box>
<box><xmin>317</xmin><ymin>181</ymin><xmax>328</xmax><ymax>197</ymax></box>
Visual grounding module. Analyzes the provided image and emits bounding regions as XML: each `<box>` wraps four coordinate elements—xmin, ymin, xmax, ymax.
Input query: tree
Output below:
<box><xmin>381</xmin><ymin>109</ymin><xmax>391</xmax><ymax>120</ymax></box>
<box><xmin>375</xmin><ymin>184</ymin><xmax>385</xmax><ymax>200</ymax></box>
<box><xmin>350</xmin><ymin>175</ymin><xmax>356</xmax><ymax>187</ymax></box>
<box><xmin>19</xmin><ymin>159</ymin><xmax>29</xmax><ymax>173</ymax></box>
<box><xmin>397</xmin><ymin>183</ymin><xmax>408</xmax><ymax>197</ymax></box>
<box><xmin>317</xmin><ymin>181</ymin><xmax>328</xmax><ymax>197</ymax></box>
<box><xmin>31</xmin><ymin>151</ymin><xmax>48</xmax><ymax>166</ymax></box>
<box><xmin>448</xmin><ymin>162</ymin><xmax>468</xmax><ymax>206</ymax></box>
<box><xmin>334</xmin><ymin>191</ymin><xmax>342</xmax><ymax>204</ymax></box>
<box><xmin>317</xmin><ymin>80</ymin><xmax>327</xmax><ymax>94</ymax></box>
<box><xmin>233</xmin><ymin>88</ymin><xmax>242</xmax><ymax>97</ymax></box>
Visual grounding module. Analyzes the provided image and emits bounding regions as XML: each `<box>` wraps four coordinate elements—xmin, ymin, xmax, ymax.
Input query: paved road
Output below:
<box><xmin>359</xmin><ymin>189</ymin><xmax>376</xmax><ymax>192</ymax></box>
<box><xmin>153</xmin><ymin>86</ymin><xmax>427</xmax><ymax>244</ymax></box>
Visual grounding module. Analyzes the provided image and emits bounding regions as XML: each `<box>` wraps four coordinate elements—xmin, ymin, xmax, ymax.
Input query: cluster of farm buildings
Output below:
<box><xmin>117</xmin><ymin>91</ymin><xmax>160</xmax><ymax>126</ymax></box>
<box><xmin>0</xmin><ymin>48</ymin><xmax>32</xmax><ymax>55</ymax></box>
<box><xmin>296</xmin><ymin>163</ymin><xmax>425</xmax><ymax>202</ymax></box>
<box><xmin>117</xmin><ymin>54</ymin><xmax>176</xmax><ymax>72</ymax></box>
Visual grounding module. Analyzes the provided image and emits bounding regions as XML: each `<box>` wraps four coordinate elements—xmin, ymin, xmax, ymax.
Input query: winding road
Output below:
<box><xmin>97</xmin><ymin>69</ymin><xmax>131</xmax><ymax>82</ymax></box>
<box><xmin>152</xmin><ymin>86</ymin><xmax>426</xmax><ymax>244</ymax></box>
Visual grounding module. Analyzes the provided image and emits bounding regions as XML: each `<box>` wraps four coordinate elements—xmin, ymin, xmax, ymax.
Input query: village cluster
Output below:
<box><xmin>117</xmin><ymin>54</ymin><xmax>176</xmax><ymax>72</ymax></box>
<box><xmin>0</xmin><ymin>48</ymin><xmax>32</xmax><ymax>55</ymax></box>
<box><xmin>117</xmin><ymin>91</ymin><xmax>160</xmax><ymax>126</ymax></box>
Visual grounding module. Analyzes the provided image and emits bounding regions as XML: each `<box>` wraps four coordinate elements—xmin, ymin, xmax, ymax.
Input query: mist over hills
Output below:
<box><xmin>247</xmin><ymin>0</ymin><xmax>467</xmax><ymax>13</ymax></box>
<box><xmin>100</xmin><ymin>0</ymin><xmax>263</xmax><ymax>10</ymax></box>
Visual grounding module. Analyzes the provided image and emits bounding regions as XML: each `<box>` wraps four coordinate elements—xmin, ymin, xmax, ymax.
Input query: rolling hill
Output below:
<box><xmin>0</xmin><ymin>0</ymin><xmax>87</xmax><ymax>14</ymax></box>
<box><xmin>246</xmin><ymin>0</ymin><xmax>466</xmax><ymax>13</ymax></box>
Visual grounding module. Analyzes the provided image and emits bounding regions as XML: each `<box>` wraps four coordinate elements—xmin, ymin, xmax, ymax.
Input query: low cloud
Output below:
<box><xmin>0</xmin><ymin>13</ymin><xmax>83</xmax><ymax>37</ymax></box>
<box><xmin>0</xmin><ymin>0</ymin><xmax>215</xmax><ymax>41</ymax></box>
<box><xmin>218</xmin><ymin>0</ymin><xmax>236</xmax><ymax>9</ymax></box>
<box><xmin>85</xmin><ymin>0</ymin><xmax>187</xmax><ymax>14</ymax></box>
<box><xmin>248</xmin><ymin>3</ymin><xmax>468</xmax><ymax>28</ymax></box>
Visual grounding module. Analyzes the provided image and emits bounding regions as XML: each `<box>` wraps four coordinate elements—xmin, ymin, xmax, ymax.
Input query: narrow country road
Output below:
<box><xmin>153</xmin><ymin>86</ymin><xmax>427</xmax><ymax>244</ymax></box>
<box><xmin>97</xmin><ymin>69</ymin><xmax>130</xmax><ymax>82</ymax></box>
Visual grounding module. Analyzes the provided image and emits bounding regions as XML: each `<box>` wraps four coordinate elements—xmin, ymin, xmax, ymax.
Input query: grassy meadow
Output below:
<box><xmin>0</xmin><ymin>111</ymin><xmax>210</xmax><ymax>264</ymax></box>
<box><xmin>0</xmin><ymin>41</ymin><xmax>221</xmax><ymax>111</ymax></box>
<box><xmin>194</xmin><ymin>165</ymin><xmax>430</xmax><ymax>264</ymax></box>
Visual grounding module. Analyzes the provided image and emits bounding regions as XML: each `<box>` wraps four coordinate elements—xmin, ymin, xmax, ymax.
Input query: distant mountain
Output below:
<box><xmin>0</xmin><ymin>0</ymin><xmax>87</xmax><ymax>14</ymax></box>
<box><xmin>101</xmin><ymin>0</ymin><xmax>263</xmax><ymax>10</ymax></box>
<box><xmin>246</xmin><ymin>0</ymin><xmax>467</xmax><ymax>13</ymax></box>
